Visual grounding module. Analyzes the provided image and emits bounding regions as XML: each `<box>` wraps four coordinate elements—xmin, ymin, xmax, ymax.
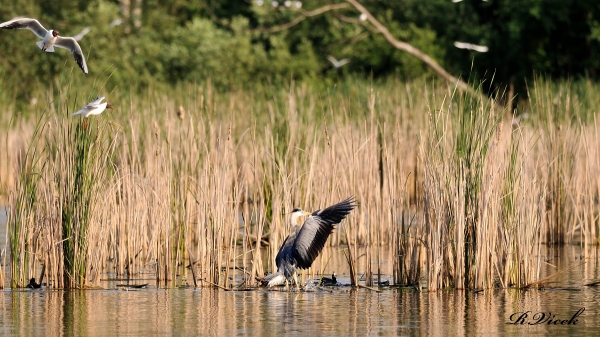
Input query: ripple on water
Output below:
<box><xmin>0</xmin><ymin>242</ymin><xmax>599</xmax><ymax>335</ymax></box>
<box><xmin>0</xmin><ymin>279</ymin><xmax>599</xmax><ymax>336</ymax></box>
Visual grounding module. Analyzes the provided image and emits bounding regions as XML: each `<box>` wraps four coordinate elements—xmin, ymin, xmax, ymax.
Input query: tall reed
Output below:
<box><xmin>421</xmin><ymin>82</ymin><xmax>545</xmax><ymax>290</ymax></box>
<box><xmin>2</xmin><ymin>77</ymin><xmax>600</xmax><ymax>290</ymax></box>
<box><xmin>7</xmin><ymin>116</ymin><xmax>46</xmax><ymax>287</ymax></box>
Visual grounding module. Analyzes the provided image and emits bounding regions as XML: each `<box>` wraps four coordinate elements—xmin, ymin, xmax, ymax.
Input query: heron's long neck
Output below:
<box><xmin>290</xmin><ymin>212</ymin><xmax>301</xmax><ymax>227</ymax></box>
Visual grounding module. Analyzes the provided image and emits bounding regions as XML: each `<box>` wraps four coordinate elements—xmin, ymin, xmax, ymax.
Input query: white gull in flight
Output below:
<box><xmin>0</xmin><ymin>18</ymin><xmax>89</xmax><ymax>73</ymax></box>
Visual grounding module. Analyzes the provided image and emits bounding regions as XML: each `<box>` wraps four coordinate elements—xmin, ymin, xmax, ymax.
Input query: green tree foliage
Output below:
<box><xmin>0</xmin><ymin>0</ymin><xmax>598</xmax><ymax>103</ymax></box>
<box><xmin>426</xmin><ymin>0</ymin><xmax>600</xmax><ymax>94</ymax></box>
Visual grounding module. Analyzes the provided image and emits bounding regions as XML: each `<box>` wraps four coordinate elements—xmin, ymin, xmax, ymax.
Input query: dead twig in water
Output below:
<box><xmin>342</xmin><ymin>226</ymin><xmax>358</xmax><ymax>287</ymax></box>
<box><xmin>188</xmin><ymin>248</ymin><xmax>198</xmax><ymax>288</ymax></box>
<box><xmin>202</xmin><ymin>278</ymin><xmax>231</xmax><ymax>291</ymax></box>
<box><xmin>235</xmin><ymin>266</ymin><xmax>252</xmax><ymax>277</ymax></box>
<box><xmin>523</xmin><ymin>262</ymin><xmax>585</xmax><ymax>289</ymax></box>
<box><xmin>358</xmin><ymin>284</ymin><xmax>382</xmax><ymax>293</ymax></box>
<box><xmin>116</xmin><ymin>284</ymin><xmax>148</xmax><ymax>288</ymax></box>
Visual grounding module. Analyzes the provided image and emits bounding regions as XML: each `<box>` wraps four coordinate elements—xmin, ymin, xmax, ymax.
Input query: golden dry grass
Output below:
<box><xmin>1</xmin><ymin>78</ymin><xmax>599</xmax><ymax>290</ymax></box>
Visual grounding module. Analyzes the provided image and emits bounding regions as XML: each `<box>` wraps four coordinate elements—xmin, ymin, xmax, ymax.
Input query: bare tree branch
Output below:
<box><xmin>260</xmin><ymin>3</ymin><xmax>349</xmax><ymax>34</ymax></box>
<box><xmin>204</xmin><ymin>0</ymin><xmax>480</xmax><ymax>96</ymax></box>
<box><xmin>204</xmin><ymin>3</ymin><xmax>349</xmax><ymax>34</ymax></box>
<box><xmin>346</xmin><ymin>0</ymin><xmax>477</xmax><ymax>95</ymax></box>
<box><xmin>332</xmin><ymin>10</ymin><xmax>376</xmax><ymax>34</ymax></box>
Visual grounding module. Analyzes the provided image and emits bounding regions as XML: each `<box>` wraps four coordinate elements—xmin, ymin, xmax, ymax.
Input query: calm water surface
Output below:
<box><xmin>1</xmin><ymin>285</ymin><xmax>599</xmax><ymax>336</ymax></box>
<box><xmin>1</xmin><ymin>207</ymin><xmax>600</xmax><ymax>336</ymax></box>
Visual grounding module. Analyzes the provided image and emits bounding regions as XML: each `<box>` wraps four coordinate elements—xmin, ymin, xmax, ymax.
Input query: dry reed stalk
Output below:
<box><xmin>343</xmin><ymin>226</ymin><xmax>358</xmax><ymax>287</ymax></box>
<box><xmin>0</xmin><ymin>247</ymin><xmax>4</xmax><ymax>289</ymax></box>
<box><xmin>422</xmin><ymin>85</ymin><xmax>516</xmax><ymax>290</ymax></box>
<box><xmin>7</xmin><ymin>116</ymin><xmax>49</xmax><ymax>287</ymax></box>
<box><xmin>0</xmin><ymin>120</ymin><xmax>30</xmax><ymax>203</ymax></box>
<box><xmin>4</xmin><ymin>77</ymin><xmax>600</xmax><ymax>291</ymax></box>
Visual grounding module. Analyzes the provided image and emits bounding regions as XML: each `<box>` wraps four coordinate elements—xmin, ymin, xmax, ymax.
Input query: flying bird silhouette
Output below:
<box><xmin>327</xmin><ymin>56</ymin><xmax>351</xmax><ymax>69</ymax></box>
<box><xmin>453</xmin><ymin>41</ymin><xmax>489</xmax><ymax>53</ymax></box>
<box><xmin>0</xmin><ymin>18</ymin><xmax>89</xmax><ymax>73</ymax></box>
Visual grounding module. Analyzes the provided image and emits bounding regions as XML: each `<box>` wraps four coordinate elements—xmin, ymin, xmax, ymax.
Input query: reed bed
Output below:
<box><xmin>2</xmin><ymin>77</ymin><xmax>600</xmax><ymax>291</ymax></box>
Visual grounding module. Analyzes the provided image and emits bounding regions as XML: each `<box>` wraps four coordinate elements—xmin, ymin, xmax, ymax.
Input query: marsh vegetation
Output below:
<box><xmin>1</xmin><ymin>76</ymin><xmax>599</xmax><ymax>291</ymax></box>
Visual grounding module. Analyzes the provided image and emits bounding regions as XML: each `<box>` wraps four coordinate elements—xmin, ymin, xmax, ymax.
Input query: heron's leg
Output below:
<box><xmin>293</xmin><ymin>273</ymin><xmax>301</xmax><ymax>290</ymax></box>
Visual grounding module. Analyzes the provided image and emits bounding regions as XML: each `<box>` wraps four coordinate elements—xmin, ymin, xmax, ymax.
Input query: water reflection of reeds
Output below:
<box><xmin>2</xmin><ymin>274</ymin><xmax>599</xmax><ymax>336</ymax></box>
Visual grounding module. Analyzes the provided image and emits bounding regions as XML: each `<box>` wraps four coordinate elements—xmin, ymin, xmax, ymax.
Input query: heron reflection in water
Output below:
<box><xmin>263</xmin><ymin>197</ymin><xmax>356</xmax><ymax>288</ymax></box>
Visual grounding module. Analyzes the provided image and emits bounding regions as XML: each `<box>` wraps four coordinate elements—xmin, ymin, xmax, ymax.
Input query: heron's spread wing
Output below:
<box><xmin>292</xmin><ymin>197</ymin><xmax>356</xmax><ymax>269</ymax></box>
<box><xmin>0</xmin><ymin>18</ymin><xmax>48</xmax><ymax>39</ymax></box>
<box><xmin>55</xmin><ymin>36</ymin><xmax>88</xmax><ymax>74</ymax></box>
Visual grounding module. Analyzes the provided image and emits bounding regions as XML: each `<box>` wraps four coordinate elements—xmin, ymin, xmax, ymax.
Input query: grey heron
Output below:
<box><xmin>263</xmin><ymin>197</ymin><xmax>356</xmax><ymax>288</ymax></box>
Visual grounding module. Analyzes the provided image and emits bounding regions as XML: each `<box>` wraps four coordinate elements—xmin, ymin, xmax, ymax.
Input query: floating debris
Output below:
<box><xmin>116</xmin><ymin>284</ymin><xmax>149</xmax><ymax>289</ymax></box>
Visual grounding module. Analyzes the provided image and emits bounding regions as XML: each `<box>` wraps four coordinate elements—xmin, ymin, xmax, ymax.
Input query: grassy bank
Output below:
<box><xmin>2</xmin><ymin>77</ymin><xmax>599</xmax><ymax>290</ymax></box>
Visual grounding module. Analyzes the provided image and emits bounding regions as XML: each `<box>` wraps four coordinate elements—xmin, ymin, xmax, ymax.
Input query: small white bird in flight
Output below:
<box><xmin>453</xmin><ymin>41</ymin><xmax>489</xmax><ymax>53</ymax></box>
<box><xmin>72</xmin><ymin>97</ymin><xmax>115</xmax><ymax>128</ymax></box>
<box><xmin>327</xmin><ymin>56</ymin><xmax>350</xmax><ymax>69</ymax></box>
<box><xmin>0</xmin><ymin>18</ymin><xmax>89</xmax><ymax>74</ymax></box>
<box><xmin>109</xmin><ymin>18</ymin><xmax>124</xmax><ymax>28</ymax></box>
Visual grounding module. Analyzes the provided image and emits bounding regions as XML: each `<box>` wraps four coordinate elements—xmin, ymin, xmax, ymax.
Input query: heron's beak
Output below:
<box><xmin>303</xmin><ymin>211</ymin><xmax>311</xmax><ymax>217</ymax></box>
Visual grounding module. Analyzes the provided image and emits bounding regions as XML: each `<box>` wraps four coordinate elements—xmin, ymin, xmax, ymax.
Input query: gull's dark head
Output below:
<box><xmin>52</xmin><ymin>30</ymin><xmax>59</xmax><ymax>37</ymax></box>
<box><xmin>106</xmin><ymin>103</ymin><xmax>115</xmax><ymax>110</ymax></box>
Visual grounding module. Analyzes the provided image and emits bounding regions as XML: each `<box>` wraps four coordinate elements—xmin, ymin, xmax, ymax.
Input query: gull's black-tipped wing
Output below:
<box><xmin>0</xmin><ymin>18</ymin><xmax>48</xmax><ymax>39</ymax></box>
<box><xmin>292</xmin><ymin>197</ymin><xmax>356</xmax><ymax>269</ymax></box>
<box><xmin>55</xmin><ymin>36</ymin><xmax>88</xmax><ymax>74</ymax></box>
